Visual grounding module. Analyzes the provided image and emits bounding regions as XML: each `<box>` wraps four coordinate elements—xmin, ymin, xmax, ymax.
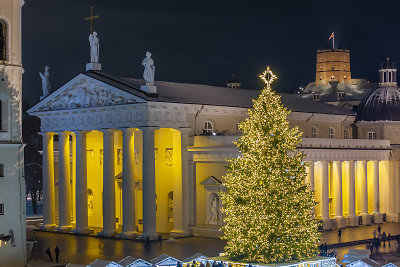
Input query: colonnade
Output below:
<box><xmin>307</xmin><ymin>160</ymin><xmax>382</xmax><ymax>229</ymax></box>
<box><xmin>40</xmin><ymin>127</ymin><xmax>191</xmax><ymax>239</ymax></box>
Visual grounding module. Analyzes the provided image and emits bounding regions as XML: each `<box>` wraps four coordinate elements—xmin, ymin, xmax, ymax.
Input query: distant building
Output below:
<box><xmin>299</xmin><ymin>48</ymin><xmax>376</xmax><ymax>111</ymax></box>
<box><xmin>226</xmin><ymin>73</ymin><xmax>241</xmax><ymax>89</ymax></box>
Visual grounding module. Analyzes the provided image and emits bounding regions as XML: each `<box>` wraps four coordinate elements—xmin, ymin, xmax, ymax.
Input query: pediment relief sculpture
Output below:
<box><xmin>37</xmin><ymin>79</ymin><xmax>139</xmax><ymax>111</ymax></box>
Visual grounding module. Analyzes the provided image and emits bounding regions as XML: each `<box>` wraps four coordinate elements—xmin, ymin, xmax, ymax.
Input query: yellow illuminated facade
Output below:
<box><xmin>27</xmin><ymin>67</ymin><xmax>400</xmax><ymax>238</ymax></box>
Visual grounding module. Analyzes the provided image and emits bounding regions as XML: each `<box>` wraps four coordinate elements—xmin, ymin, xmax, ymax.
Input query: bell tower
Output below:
<box><xmin>0</xmin><ymin>0</ymin><xmax>23</xmax><ymax>142</ymax></box>
<box><xmin>0</xmin><ymin>0</ymin><xmax>26</xmax><ymax>266</ymax></box>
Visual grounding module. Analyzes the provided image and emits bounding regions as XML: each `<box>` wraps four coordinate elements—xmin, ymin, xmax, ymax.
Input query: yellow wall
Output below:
<box><xmin>154</xmin><ymin>128</ymin><xmax>182</xmax><ymax>233</ymax></box>
<box><xmin>379</xmin><ymin>161</ymin><xmax>390</xmax><ymax>215</ymax></box>
<box><xmin>355</xmin><ymin>162</ymin><xmax>365</xmax><ymax>215</ymax></box>
<box><xmin>86</xmin><ymin>131</ymin><xmax>104</xmax><ymax>228</ymax></box>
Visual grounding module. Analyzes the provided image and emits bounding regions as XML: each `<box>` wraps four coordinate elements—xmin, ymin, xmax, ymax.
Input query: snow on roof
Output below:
<box><xmin>118</xmin><ymin>256</ymin><xmax>152</xmax><ymax>267</ymax></box>
<box><xmin>150</xmin><ymin>254</ymin><xmax>182</xmax><ymax>266</ymax></box>
<box><xmin>89</xmin><ymin>259</ymin><xmax>123</xmax><ymax>267</ymax></box>
<box><xmin>84</xmin><ymin>71</ymin><xmax>354</xmax><ymax>116</ymax></box>
<box><xmin>183</xmin><ymin>253</ymin><xmax>208</xmax><ymax>263</ymax></box>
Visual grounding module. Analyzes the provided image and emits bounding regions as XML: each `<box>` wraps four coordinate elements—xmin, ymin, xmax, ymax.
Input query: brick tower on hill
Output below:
<box><xmin>315</xmin><ymin>49</ymin><xmax>351</xmax><ymax>85</ymax></box>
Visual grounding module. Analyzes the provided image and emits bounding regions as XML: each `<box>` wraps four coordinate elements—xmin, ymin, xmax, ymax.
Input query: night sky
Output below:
<box><xmin>22</xmin><ymin>0</ymin><xmax>400</xmax><ymax>104</ymax></box>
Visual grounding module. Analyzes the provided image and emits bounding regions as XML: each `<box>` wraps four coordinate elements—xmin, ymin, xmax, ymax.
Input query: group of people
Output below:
<box><xmin>180</xmin><ymin>261</ymin><xmax>234</xmax><ymax>267</ymax></box>
<box><xmin>319</xmin><ymin>243</ymin><xmax>338</xmax><ymax>258</ymax></box>
<box><xmin>46</xmin><ymin>245</ymin><xmax>60</xmax><ymax>263</ymax></box>
<box><xmin>368</xmin><ymin>226</ymin><xmax>393</xmax><ymax>254</ymax></box>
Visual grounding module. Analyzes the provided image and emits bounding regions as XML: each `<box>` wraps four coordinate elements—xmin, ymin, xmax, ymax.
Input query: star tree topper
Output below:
<box><xmin>259</xmin><ymin>65</ymin><xmax>277</xmax><ymax>88</ymax></box>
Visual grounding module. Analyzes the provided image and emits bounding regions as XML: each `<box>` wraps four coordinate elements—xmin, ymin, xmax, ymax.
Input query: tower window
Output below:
<box><xmin>203</xmin><ymin>121</ymin><xmax>214</xmax><ymax>135</ymax></box>
<box><xmin>329</xmin><ymin>128</ymin><xmax>334</xmax><ymax>139</ymax></box>
<box><xmin>344</xmin><ymin>129</ymin><xmax>350</xmax><ymax>139</ymax></box>
<box><xmin>311</xmin><ymin>127</ymin><xmax>318</xmax><ymax>138</ymax></box>
<box><xmin>313</xmin><ymin>94</ymin><xmax>320</xmax><ymax>100</ymax></box>
<box><xmin>0</xmin><ymin>20</ymin><xmax>6</xmax><ymax>61</ymax></box>
<box><xmin>368</xmin><ymin>132</ymin><xmax>376</xmax><ymax>140</ymax></box>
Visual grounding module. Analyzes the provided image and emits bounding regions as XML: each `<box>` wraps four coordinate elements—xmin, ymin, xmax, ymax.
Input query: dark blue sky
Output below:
<box><xmin>22</xmin><ymin>0</ymin><xmax>400</xmax><ymax>104</ymax></box>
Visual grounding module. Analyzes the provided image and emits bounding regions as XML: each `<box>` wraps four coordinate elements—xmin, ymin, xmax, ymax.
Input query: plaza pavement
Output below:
<box><xmin>26</xmin><ymin>220</ymin><xmax>400</xmax><ymax>266</ymax></box>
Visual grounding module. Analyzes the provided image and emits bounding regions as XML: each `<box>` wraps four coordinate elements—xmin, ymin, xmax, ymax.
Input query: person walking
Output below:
<box><xmin>54</xmin><ymin>245</ymin><xmax>60</xmax><ymax>263</ymax></box>
<box><xmin>382</xmin><ymin>232</ymin><xmax>387</xmax><ymax>247</ymax></box>
<box><xmin>338</xmin><ymin>228</ymin><xmax>342</xmax><ymax>242</ymax></box>
<box><xmin>378</xmin><ymin>225</ymin><xmax>381</xmax><ymax>233</ymax></box>
<box><xmin>388</xmin><ymin>233</ymin><xmax>391</xmax><ymax>247</ymax></box>
<box><xmin>46</xmin><ymin>247</ymin><xmax>52</xmax><ymax>262</ymax></box>
<box><xmin>373</xmin><ymin>229</ymin><xmax>377</xmax><ymax>239</ymax></box>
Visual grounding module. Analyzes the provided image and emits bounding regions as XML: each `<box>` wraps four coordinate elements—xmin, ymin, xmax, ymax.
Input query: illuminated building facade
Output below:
<box><xmin>27</xmin><ymin>62</ymin><xmax>400</xmax><ymax>237</ymax></box>
<box><xmin>0</xmin><ymin>0</ymin><xmax>27</xmax><ymax>266</ymax></box>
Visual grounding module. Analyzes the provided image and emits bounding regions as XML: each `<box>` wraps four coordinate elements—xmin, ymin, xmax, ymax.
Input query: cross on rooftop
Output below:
<box><xmin>84</xmin><ymin>6</ymin><xmax>100</xmax><ymax>34</ymax></box>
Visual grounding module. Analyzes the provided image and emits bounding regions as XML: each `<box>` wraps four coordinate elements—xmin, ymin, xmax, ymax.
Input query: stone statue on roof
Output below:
<box><xmin>89</xmin><ymin>32</ymin><xmax>99</xmax><ymax>63</ymax></box>
<box><xmin>39</xmin><ymin>66</ymin><xmax>51</xmax><ymax>98</ymax></box>
<box><xmin>142</xmin><ymin>51</ymin><xmax>155</xmax><ymax>85</ymax></box>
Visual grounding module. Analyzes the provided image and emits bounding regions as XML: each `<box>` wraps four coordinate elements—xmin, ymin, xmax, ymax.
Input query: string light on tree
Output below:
<box><xmin>221</xmin><ymin>66</ymin><xmax>320</xmax><ymax>264</ymax></box>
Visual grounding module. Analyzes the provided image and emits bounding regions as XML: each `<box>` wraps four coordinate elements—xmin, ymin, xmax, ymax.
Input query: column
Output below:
<box><xmin>348</xmin><ymin>161</ymin><xmax>358</xmax><ymax>226</ymax></box>
<box><xmin>101</xmin><ymin>129</ymin><xmax>117</xmax><ymax>236</ymax></box>
<box><xmin>189</xmin><ymin>160</ymin><xmax>196</xmax><ymax>227</ymax></box>
<box><xmin>308</xmin><ymin>161</ymin><xmax>315</xmax><ymax>214</ymax></box>
<box><xmin>360</xmin><ymin>161</ymin><xmax>371</xmax><ymax>224</ymax></box>
<box><xmin>41</xmin><ymin>132</ymin><xmax>56</xmax><ymax>230</ymax></box>
<box><xmin>121</xmin><ymin>128</ymin><xmax>137</xmax><ymax>237</ymax></box>
<box><xmin>372</xmin><ymin>160</ymin><xmax>382</xmax><ymax>223</ymax></box>
<box><xmin>141</xmin><ymin>127</ymin><xmax>158</xmax><ymax>239</ymax></box>
<box><xmin>334</xmin><ymin>161</ymin><xmax>345</xmax><ymax>228</ymax></box>
<box><xmin>73</xmin><ymin>131</ymin><xmax>91</xmax><ymax>233</ymax></box>
<box><xmin>171</xmin><ymin>129</ymin><xmax>191</xmax><ymax>236</ymax></box>
<box><xmin>321</xmin><ymin>161</ymin><xmax>331</xmax><ymax>229</ymax></box>
<box><xmin>58</xmin><ymin>131</ymin><xmax>72</xmax><ymax>231</ymax></box>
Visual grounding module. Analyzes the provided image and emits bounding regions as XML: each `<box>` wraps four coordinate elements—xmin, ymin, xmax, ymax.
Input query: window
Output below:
<box><xmin>313</xmin><ymin>94</ymin><xmax>320</xmax><ymax>100</ymax></box>
<box><xmin>368</xmin><ymin>132</ymin><xmax>376</xmax><ymax>140</ymax></box>
<box><xmin>337</xmin><ymin>92</ymin><xmax>345</xmax><ymax>100</ymax></box>
<box><xmin>344</xmin><ymin>129</ymin><xmax>350</xmax><ymax>139</ymax></box>
<box><xmin>329</xmin><ymin>127</ymin><xmax>334</xmax><ymax>139</ymax></box>
<box><xmin>0</xmin><ymin>164</ymin><xmax>3</xmax><ymax>177</ymax></box>
<box><xmin>0</xmin><ymin>20</ymin><xmax>6</xmax><ymax>61</ymax></box>
<box><xmin>311</xmin><ymin>127</ymin><xmax>318</xmax><ymax>138</ymax></box>
<box><xmin>203</xmin><ymin>121</ymin><xmax>213</xmax><ymax>135</ymax></box>
<box><xmin>0</xmin><ymin>203</ymin><xmax>3</xmax><ymax>215</ymax></box>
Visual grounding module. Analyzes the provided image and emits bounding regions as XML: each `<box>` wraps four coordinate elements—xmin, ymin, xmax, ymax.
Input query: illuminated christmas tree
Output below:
<box><xmin>221</xmin><ymin>66</ymin><xmax>320</xmax><ymax>263</ymax></box>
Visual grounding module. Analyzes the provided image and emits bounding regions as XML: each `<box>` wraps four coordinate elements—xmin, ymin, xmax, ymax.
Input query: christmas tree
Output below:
<box><xmin>221</xmin><ymin>66</ymin><xmax>320</xmax><ymax>263</ymax></box>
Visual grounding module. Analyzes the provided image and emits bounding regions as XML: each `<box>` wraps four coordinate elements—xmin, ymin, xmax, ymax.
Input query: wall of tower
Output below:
<box><xmin>315</xmin><ymin>49</ymin><xmax>351</xmax><ymax>85</ymax></box>
<box><xmin>0</xmin><ymin>1</ymin><xmax>26</xmax><ymax>266</ymax></box>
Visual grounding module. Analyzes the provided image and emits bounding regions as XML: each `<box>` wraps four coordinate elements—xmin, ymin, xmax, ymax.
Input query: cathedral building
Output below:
<box><xmin>27</xmin><ymin>40</ymin><xmax>400</xmax><ymax>237</ymax></box>
<box><xmin>0</xmin><ymin>0</ymin><xmax>27</xmax><ymax>266</ymax></box>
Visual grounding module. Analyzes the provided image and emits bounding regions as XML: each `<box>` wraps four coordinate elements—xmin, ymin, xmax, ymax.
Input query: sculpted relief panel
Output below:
<box><xmin>38</xmin><ymin>79</ymin><xmax>139</xmax><ymax>111</ymax></box>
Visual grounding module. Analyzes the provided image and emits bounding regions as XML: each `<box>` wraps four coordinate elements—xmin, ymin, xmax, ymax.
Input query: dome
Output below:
<box><xmin>356</xmin><ymin>86</ymin><xmax>400</xmax><ymax>121</ymax></box>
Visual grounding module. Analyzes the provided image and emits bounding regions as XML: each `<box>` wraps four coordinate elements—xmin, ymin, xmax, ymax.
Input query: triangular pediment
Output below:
<box><xmin>28</xmin><ymin>73</ymin><xmax>146</xmax><ymax>113</ymax></box>
<box><xmin>200</xmin><ymin>176</ymin><xmax>222</xmax><ymax>186</ymax></box>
